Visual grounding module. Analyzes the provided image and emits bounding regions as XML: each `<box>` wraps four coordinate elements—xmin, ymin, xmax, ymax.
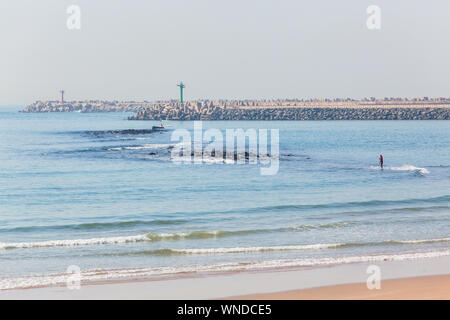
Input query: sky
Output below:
<box><xmin>0</xmin><ymin>0</ymin><xmax>449</xmax><ymax>105</ymax></box>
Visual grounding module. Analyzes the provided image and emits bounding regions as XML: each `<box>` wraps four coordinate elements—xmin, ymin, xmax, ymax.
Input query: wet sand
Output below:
<box><xmin>231</xmin><ymin>274</ymin><xmax>450</xmax><ymax>300</ymax></box>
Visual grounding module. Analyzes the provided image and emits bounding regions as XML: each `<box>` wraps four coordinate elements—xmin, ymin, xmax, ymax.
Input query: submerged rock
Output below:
<box><xmin>86</xmin><ymin>129</ymin><xmax>156</xmax><ymax>135</ymax></box>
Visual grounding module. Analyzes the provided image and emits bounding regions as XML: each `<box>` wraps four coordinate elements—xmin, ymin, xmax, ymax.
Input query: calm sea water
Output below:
<box><xmin>0</xmin><ymin>106</ymin><xmax>449</xmax><ymax>289</ymax></box>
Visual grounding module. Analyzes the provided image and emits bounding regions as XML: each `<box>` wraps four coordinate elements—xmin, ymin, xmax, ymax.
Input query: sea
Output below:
<box><xmin>0</xmin><ymin>106</ymin><xmax>449</xmax><ymax>290</ymax></box>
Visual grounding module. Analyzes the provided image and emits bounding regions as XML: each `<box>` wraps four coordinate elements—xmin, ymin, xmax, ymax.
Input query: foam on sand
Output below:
<box><xmin>2</xmin><ymin>249</ymin><xmax>450</xmax><ymax>290</ymax></box>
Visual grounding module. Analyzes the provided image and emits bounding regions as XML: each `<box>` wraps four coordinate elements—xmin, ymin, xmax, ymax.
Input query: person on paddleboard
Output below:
<box><xmin>379</xmin><ymin>154</ymin><xmax>384</xmax><ymax>169</ymax></box>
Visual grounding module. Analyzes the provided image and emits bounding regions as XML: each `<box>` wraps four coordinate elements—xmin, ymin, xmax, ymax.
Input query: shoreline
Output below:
<box><xmin>1</xmin><ymin>255</ymin><xmax>449</xmax><ymax>299</ymax></box>
<box><xmin>1</xmin><ymin>248</ymin><xmax>450</xmax><ymax>291</ymax></box>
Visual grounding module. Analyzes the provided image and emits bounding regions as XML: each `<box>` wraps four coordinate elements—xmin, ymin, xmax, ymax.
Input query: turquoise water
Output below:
<box><xmin>0</xmin><ymin>106</ymin><xmax>449</xmax><ymax>289</ymax></box>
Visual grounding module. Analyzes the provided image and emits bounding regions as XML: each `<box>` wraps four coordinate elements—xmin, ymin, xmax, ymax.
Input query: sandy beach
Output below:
<box><xmin>231</xmin><ymin>275</ymin><xmax>450</xmax><ymax>300</ymax></box>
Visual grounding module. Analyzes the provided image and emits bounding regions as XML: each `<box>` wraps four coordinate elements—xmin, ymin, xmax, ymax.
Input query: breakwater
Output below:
<box><xmin>22</xmin><ymin>98</ymin><xmax>450</xmax><ymax>120</ymax></box>
<box><xmin>129</xmin><ymin>105</ymin><xmax>450</xmax><ymax>120</ymax></box>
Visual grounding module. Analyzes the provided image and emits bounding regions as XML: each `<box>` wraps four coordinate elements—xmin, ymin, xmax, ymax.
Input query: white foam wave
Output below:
<box><xmin>201</xmin><ymin>157</ymin><xmax>236</xmax><ymax>164</ymax></box>
<box><xmin>125</xmin><ymin>143</ymin><xmax>177</xmax><ymax>150</ymax></box>
<box><xmin>396</xmin><ymin>238</ymin><xmax>450</xmax><ymax>244</ymax></box>
<box><xmin>4</xmin><ymin>231</ymin><xmax>450</xmax><ymax>251</ymax></box>
<box><xmin>390</xmin><ymin>165</ymin><xmax>430</xmax><ymax>174</ymax></box>
<box><xmin>370</xmin><ymin>164</ymin><xmax>429</xmax><ymax>174</ymax></box>
<box><xmin>172</xmin><ymin>244</ymin><xmax>342</xmax><ymax>254</ymax></box>
<box><xmin>0</xmin><ymin>234</ymin><xmax>149</xmax><ymax>250</ymax></box>
<box><xmin>108</xmin><ymin>142</ymin><xmax>186</xmax><ymax>151</ymax></box>
<box><xmin>2</xmin><ymin>249</ymin><xmax>450</xmax><ymax>290</ymax></box>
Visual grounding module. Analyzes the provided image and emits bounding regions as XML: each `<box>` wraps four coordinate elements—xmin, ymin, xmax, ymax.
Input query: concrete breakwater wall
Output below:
<box><xmin>129</xmin><ymin>107</ymin><xmax>450</xmax><ymax>120</ymax></box>
<box><xmin>21</xmin><ymin>101</ymin><xmax>142</xmax><ymax>113</ymax></box>
<box><xmin>22</xmin><ymin>99</ymin><xmax>450</xmax><ymax>120</ymax></box>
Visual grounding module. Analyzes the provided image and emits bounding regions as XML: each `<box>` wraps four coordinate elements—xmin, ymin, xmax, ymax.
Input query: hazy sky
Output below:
<box><xmin>1</xmin><ymin>0</ymin><xmax>449</xmax><ymax>105</ymax></box>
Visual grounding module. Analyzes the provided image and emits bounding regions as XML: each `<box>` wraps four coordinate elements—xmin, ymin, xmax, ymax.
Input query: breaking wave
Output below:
<box><xmin>113</xmin><ymin>244</ymin><xmax>344</xmax><ymax>256</ymax></box>
<box><xmin>392</xmin><ymin>238</ymin><xmax>450</xmax><ymax>245</ymax></box>
<box><xmin>0</xmin><ymin>234</ymin><xmax>150</xmax><ymax>250</ymax></box>
<box><xmin>0</xmin><ymin>223</ymin><xmax>347</xmax><ymax>249</ymax></box>
<box><xmin>0</xmin><ymin>223</ymin><xmax>350</xmax><ymax>250</ymax></box>
<box><xmin>370</xmin><ymin>164</ymin><xmax>430</xmax><ymax>175</ymax></box>
<box><xmin>107</xmin><ymin>142</ymin><xmax>185</xmax><ymax>151</ymax></box>
<box><xmin>106</xmin><ymin>238</ymin><xmax>450</xmax><ymax>256</ymax></box>
<box><xmin>2</xmin><ymin>226</ymin><xmax>450</xmax><ymax>251</ymax></box>
<box><xmin>111</xmin><ymin>243</ymin><xmax>346</xmax><ymax>256</ymax></box>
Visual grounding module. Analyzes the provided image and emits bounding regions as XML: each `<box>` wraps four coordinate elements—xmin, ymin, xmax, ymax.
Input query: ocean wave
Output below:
<box><xmin>108</xmin><ymin>142</ymin><xmax>187</xmax><ymax>151</ymax></box>
<box><xmin>243</xmin><ymin>195</ymin><xmax>450</xmax><ymax>214</ymax></box>
<box><xmin>145</xmin><ymin>223</ymin><xmax>351</xmax><ymax>241</ymax></box>
<box><xmin>85</xmin><ymin>129</ymin><xmax>156</xmax><ymax>136</ymax></box>
<box><xmin>389</xmin><ymin>165</ymin><xmax>430</xmax><ymax>174</ymax></box>
<box><xmin>392</xmin><ymin>238</ymin><xmax>450</xmax><ymax>244</ymax></box>
<box><xmin>0</xmin><ymin>219</ymin><xmax>187</xmax><ymax>234</ymax></box>
<box><xmin>201</xmin><ymin>157</ymin><xmax>236</xmax><ymax>164</ymax></box>
<box><xmin>111</xmin><ymin>244</ymin><xmax>345</xmax><ymax>256</ymax></box>
<box><xmin>2</xmin><ymin>249</ymin><xmax>450</xmax><ymax>290</ymax></box>
<box><xmin>2</xmin><ymin>223</ymin><xmax>449</xmax><ymax>252</ymax></box>
<box><xmin>0</xmin><ymin>234</ymin><xmax>149</xmax><ymax>250</ymax></box>
<box><xmin>107</xmin><ymin>144</ymin><xmax>174</xmax><ymax>151</ymax></box>
<box><xmin>102</xmin><ymin>237</ymin><xmax>450</xmax><ymax>256</ymax></box>
<box><xmin>0</xmin><ymin>223</ymin><xmax>352</xmax><ymax>250</ymax></box>
<box><xmin>370</xmin><ymin>164</ymin><xmax>430</xmax><ymax>175</ymax></box>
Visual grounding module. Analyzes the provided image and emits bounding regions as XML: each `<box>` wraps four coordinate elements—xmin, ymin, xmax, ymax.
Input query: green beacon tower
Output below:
<box><xmin>177</xmin><ymin>82</ymin><xmax>185</xmax><ymax>103</ymax></box>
